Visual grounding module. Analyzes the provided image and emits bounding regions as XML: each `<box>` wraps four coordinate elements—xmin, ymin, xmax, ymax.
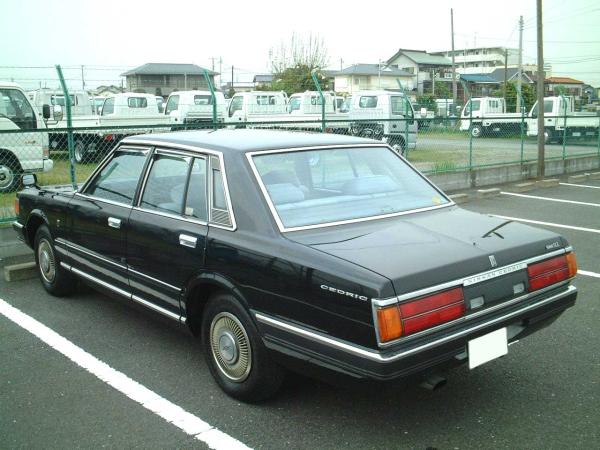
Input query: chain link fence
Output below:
<box><xmin>1</xmin><ymin>66</ymin><xmax>599</xmax><ymax>223</ymax></box>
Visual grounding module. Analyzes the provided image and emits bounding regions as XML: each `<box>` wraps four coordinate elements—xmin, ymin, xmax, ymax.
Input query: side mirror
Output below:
<box><xmin>22</xmin><ymin>173</ymin><xmax>38</xmax><ymax>188</ymax></box>
<box><xmin>53</xmin><ymin>105</ymin><xmax>63</xmax><ymax>122</ymax></box>
<box><xmin>42</xmin><ymin>104</ymin><xmax>51</xmax><ymax>119</ymax></box>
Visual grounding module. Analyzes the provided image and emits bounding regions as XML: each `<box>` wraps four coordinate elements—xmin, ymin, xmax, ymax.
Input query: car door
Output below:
<box><xmin>65</xmin><ymin>147</ymin><xmax>150</xmax><ymax>293</ymax></box>
<box><xmin>126</xmin><ymin>150</ymin><xmax>209</xmax><ymax>318</ymax></box>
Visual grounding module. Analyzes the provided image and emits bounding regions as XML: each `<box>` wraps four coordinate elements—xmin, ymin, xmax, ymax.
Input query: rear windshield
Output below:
<box><xmin>252</xmin><ymin>147</ymin><xmax>449</xmax><ymax>230</ymax></box>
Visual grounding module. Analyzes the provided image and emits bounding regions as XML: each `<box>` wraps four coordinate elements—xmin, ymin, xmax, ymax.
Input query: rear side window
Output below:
<box><xmin>184</xmin><ymin>158</ymin><xmax>208</xmax><ymax>220</ymax></box>
<box><xmin>85</xmin><ymin>151</ymin><xmax>147</xmax><ymax>204</ymax></box>
<box><xmin>128</xmin><ymin>97</ymin><xmax>148</xmax><ymax>108</ymax></box>
<box><xmin>140</xmin><ymin>153</ymin><xmax>191</xmax><ymax>215</ymax></box>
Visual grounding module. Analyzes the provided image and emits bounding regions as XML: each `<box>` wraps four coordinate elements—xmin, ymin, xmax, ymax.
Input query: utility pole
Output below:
<box><xmin>231</xmin><ymin>65</ymin><xmax>234</xmax><ymax>92</ymax></box>
<box><xmin>431</xmin><ymin>69</ymin><xmax>435</xmax><ymax>96</ymax></box>
<box><xmin>536</xmin><ymin>0</ymin><xmax>545</xmax><ymax>178</ymax></box>
<box><xmin>81</xmin><ymin>65</ymin><xmax>85</xmax><ymax>92</ymax></box>
<box><xmin>340</xmin><ymin>58</ymin><xmax>343</xmax><ymax>71</ymax></box>
<box><xmin>517</xmin><ymin>15</ymin><xmax>524</xmax><ymax>112</ymax></box>
<box><xmin>451</xmin><ymin>8</ymin><xmax>457</xmax><ymax>104</ymax></box>
<box><xmin>378</xmin><ymin>60</ymin><xmax>381</xmax><ymax>88</ymax></box>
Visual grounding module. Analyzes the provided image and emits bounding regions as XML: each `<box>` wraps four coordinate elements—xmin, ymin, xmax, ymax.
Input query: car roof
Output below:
<box><xmin>123</xmin><ymin>129</ymin><xmax>383</xmax><ymax>153</ymax></box>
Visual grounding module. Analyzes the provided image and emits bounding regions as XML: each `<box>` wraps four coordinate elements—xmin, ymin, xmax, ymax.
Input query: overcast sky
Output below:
<box><xmin>1</xmin><ymin>0</ymin><xmax>599</xmax><ymax>89</ymax></box>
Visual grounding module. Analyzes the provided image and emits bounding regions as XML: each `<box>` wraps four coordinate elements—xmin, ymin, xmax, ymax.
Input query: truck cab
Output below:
<box><xmin>349</xmin><ymin>90</ymin><xmax>417</xmax><ymax>152</ymax></box>
<box><xmin>287</xmin><ymin>91</ymin><xmax>335</xmax><ymax>115</ymax></box>
<box><xmin>164</xmin><ymin>90</ymin><xmax>227</xmax><ymax>127</ymax></box>
<box><xmin>0</xmin><ymin>82</ymin><xmax>53</xmax><ymax>192</ymax></box>
<box><xmin>28</xmin><ymin>89</ymin><xmax>93</xmax><ymax>123</ymax></box>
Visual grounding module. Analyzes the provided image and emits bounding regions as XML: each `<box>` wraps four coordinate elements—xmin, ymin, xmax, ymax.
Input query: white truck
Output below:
<box><xmin>226</xmin><ymin>91</ymin><xmax>288</xmax><ymax>126</ymax></box>
<box><xmin>459</xmin><ymin>97</ymin><xmax>523</xmax><ymax>137</ymax></box>
<box><xmin>348</xmin><ymin>90</ymin><xmax>417</xmax><ymax>152</ymax></box>
<box><xmin>0</xmin><ymin>82</ymin><xmax>53</xmax><ymax>192</ymax></box>
<box><xmin>49</xmin><ymin>92</ymin><xmax>171</xmax><ymax>163</ymax></box>
<box><xmin>286</xmin><ymin>91</ymin><xmax>350</xmax><ymax>132</ymax></box>
<box><xmin>527</xmin><ymin>96</ymin><xmax>599</xmax><ymax>144</ymax></box>
<box><xmin>164</xmin><ymin>90</ymin><xmax>227</xmax><ymax>128</ymax></box>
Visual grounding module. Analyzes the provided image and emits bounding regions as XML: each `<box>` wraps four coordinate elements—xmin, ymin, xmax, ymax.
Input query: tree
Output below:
<box><xmin>492</xmin><ymin>81</ymin><xmax>536</xmax><ymax>112</ymax></box>
<box><xmin>268</xmin><ymin>33</ymin><xmax>329</xmax><ymax>95</ymax></box>
<box><xmin>433</xmin><ymin>81</ymin><xmax>451</xmax><ymax>99</ymax></box>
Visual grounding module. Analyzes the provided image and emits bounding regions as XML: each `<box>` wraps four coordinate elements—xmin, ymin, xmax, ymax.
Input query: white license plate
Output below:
<box><xmin>468</xmin><ymin>328</ymin><xmax>508</xmax><ymax>369</ymax></box>
<box><xmin>573</xmin><ymin>132</ymin><xmax>581</xmax><ymax>137</ymax></box>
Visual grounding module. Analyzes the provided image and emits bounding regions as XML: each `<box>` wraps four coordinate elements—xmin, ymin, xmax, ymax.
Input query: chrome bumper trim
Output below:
<box><xmin>256</xmin><ymin>285</ymin><xmax>576</xmax><ymax>364</ymax></box>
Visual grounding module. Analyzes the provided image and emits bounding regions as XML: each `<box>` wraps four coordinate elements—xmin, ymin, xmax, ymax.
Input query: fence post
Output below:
<box><xmin>519</xmin><ymin>92</ymin><xmax>526</xmax><ymax>164</ymax></box>
<box><xmin>459</xmin><ymin>80</ymin><xmax>473</xmax><ymax>170</ymax></box>
<box><xmin>203</xmin><ymin>70</ymin><xmax>218</xmax><ymax>130</ymax></box>
<box><xmin>395</xmin><ymin>79</ymin><xmax>410</xmax><ymax>158</ymax></box>
<box><xmin>560</xmin><ymin>94</ymin><xmax>567</xmax><ymax>160</ymax></box>
<box><xmin>311</xmin><ymin>69</ymin><xmax>326</xmax><ymax>132</ymax></box>
<box><xmin>55</xmin><ymin>65</ymin><xmax>76</xmax><ymax>189</ymax></box>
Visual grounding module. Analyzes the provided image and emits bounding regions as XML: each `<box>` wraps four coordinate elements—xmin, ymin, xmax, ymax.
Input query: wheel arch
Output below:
<box><xmin>25</xmin><ymin>209</ymin><xmax>50</xmax><ymax>247</ymax></box>
<box><xmin>183</xmin><ymin>272</ymin><xmax>252</xmax><ymax>336</ymax></box>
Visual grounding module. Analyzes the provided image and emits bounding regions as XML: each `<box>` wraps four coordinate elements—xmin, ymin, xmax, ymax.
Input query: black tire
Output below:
<box><xmin>0</xmin><ymin>155</ymin><xmax>21</xmax><ymax>193</ymax></box>
<box><xmin>386</xmin><ymin>136</ymin><xmax>406</xmax><ymax>155</ymax></box>
<box><xmin>201</xmin><ymin>292</ymin><xmax>284</xmax><ymax>402</ymax></box>
<box><xmin>544</xmin><ymin>128</ymin><xmax>554</xmax><ymax>144</ymax></box>
<box><xmin>74</xmin><ymin>140</ymin><xmax>86</xmax><ymax>164</ymax></box>
<box><xmin>34</xmin><ymin>225</ymin><xmax>76</xmax><ymax>296</ymax></box>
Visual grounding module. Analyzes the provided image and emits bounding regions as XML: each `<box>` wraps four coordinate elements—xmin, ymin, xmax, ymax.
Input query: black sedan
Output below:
<box><xmin>13</xmin><ymin>130</ymin><xmax>578</xmax><ymax>401</ymax></box>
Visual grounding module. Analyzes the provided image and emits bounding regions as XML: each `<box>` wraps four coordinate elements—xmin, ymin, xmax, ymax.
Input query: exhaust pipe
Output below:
<box><xmin>419</xmin><ymin>374</ymin><xmax>447</xmax><ymax>391</ymax></box>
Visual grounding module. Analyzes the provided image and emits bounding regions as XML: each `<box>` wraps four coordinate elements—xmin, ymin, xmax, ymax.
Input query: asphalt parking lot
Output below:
<box><xmin>1</xmin><ymin>178</ymin><xmax>599</xmax><ymax>449</ymax></box>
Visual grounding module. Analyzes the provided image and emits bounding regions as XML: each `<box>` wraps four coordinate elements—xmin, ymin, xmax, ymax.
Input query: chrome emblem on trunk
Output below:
<box><xmin>489</xmin><ymin>255</ymin><xmax>498</xmax><ymax>268</ymax></box>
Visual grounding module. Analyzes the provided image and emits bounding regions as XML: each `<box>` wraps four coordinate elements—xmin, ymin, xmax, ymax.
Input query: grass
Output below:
<box><xmin>0</xmin><ymin>159</ymin><xmax>97</xmax><ymax>217</ymax></box>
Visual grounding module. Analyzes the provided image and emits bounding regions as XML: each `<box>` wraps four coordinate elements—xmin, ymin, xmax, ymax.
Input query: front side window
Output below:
<box><xmin>229</xmin><ymin>96</ymin><xmax>243</xmax><ymax>117</ymax></box>
<box><xmin>140</xmin><ymin>153</ymin><xmax>191</xmax><ymax>215</ymax></box>
<box><xmin>359</xmin><ymin>96</ymin><xmax>378</xmax><ymax>108</ymax></box>
<box><xmin>391</xmin><ymin>96</ymin><xmax>412</xmax><ymax>117</ymax></box>
<box><xmin>85</xmin><ymin>150</ymin><xmax>147</xmax><ymax>204</ymax></box>
<box><xmin>128</xmin><ymin>97</ymin><xmax>148</xmax><ymax>108</ymax></box>
<box><xmin>165</xmin><ymin>95</ymin><xmax>179</xmax><ymax>114</ymax></box>
<box><xmin>0</xmin><ymin>88</ymin><xmax>36</xmax><ymax>130</ymax></box>
<box><xmin>252</xmin><ymin>147</ymin><xmax>449</xmax><ymax>229</ymax></box>
<box><xmin>288</xmin><ymin>97</ymin><xmax>301</xmax><ymax>112</ymax></box>
<box><xmin>102</xmin><ymin>97</ymin><xmax>115</xmax><ymax>115</ymax></box>
<box><xmin>464</xmin><ymin>99</ymin><xmax>481</xmax><ymax>116</ymax></box>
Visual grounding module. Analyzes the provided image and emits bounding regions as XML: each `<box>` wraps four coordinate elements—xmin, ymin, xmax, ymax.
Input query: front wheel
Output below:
<box><xmin>470</xmin><ymin>124</ymin><xmax>483</xmax><ymax>138</ymax></box>
<box><xmin>0</xmin><ymin>156</ymin><xmax>21</xmax><ymax>193</ymax></box>
<box><xmin>201</xmin><ymin>292</ymin><xmax>284</xmax><ymax>402</ymax></box>
<box><xmin>386</xmin><ymin>136</ymin><xmax>406</xmax><ymax>155</ymax></box>
<box><xmin>34</xmin><ymin>225</ymin><xmax>76</xmax><ymax>296</ymax></box>
<box><xmin>74</xmin><ymin>140</ymin><xmax>87</xmax><ymax>164</ymax></box>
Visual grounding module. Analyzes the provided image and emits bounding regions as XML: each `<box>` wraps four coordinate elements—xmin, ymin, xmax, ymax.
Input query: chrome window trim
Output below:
<box><xmin>245</xmin><ymin>144</ymin><xmax>454</xmax><ymax>233</ymax></box>
<box><xmin>74</xmin><ymin>192</ymin><xmax>134</xmax><ymax>209</ymax></box>
<box><xmin>80</xmin><ymin>146</ymin><xmax>151</xmax><ymax>195</ymax></box>
<box><xmin>371</xmin><ymin>247</ymin><xmax>573</xmax><ymax>348</ymax></box>
<box><xmin>131</xmin><ymin>206</ymin><xmax>208</xmax><ymax>227</ymax></box>
<box><xmin>56</xmin><ymin>237</ymin><xmax>127</xmax><ymax>270</ymax></box>
<box><xmin>120</xmin><ymin>139</ymin><xmax>237</xmax><ymax>231</ymax></box>
<box><xmin>60</xmin><ymin>262</ymin><xmax>184</xmax><ymax>322</ymax></box>
<box><xmin>255</xmin><ymin>285</ymin><xmax>576</xmax><ymax>364</ymax></box>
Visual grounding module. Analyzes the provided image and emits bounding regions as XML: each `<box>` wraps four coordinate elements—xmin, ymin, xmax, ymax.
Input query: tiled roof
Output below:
<box><xmin>121</xmin><ymin>63</ymin><xmax>217</xmax><ymax>76</ymax></box>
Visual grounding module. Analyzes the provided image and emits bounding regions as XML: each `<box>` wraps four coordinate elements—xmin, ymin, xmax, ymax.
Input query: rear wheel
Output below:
<box><xmin>74</xmin><ymin>140</ymin><xmax>86</xmax><ymax>164</ymax></box>
<box><xmin>0</xmin><ymin>156</ymin><xmax>21</xmax><ymax>193</ymax></box>
<box><xmin>34</xmin><ymin>225</ymin><xmax>76</xmax><ymax>296</ymax></box>
<box><xmin>201</xmin><ymin>292</ymin><xmax>284</xmax><ymax>402</ymax></box>
<box><xmin>386</xmin><ymin>136</ymin><xmax>406</xmax><ymax>155</ymax></box>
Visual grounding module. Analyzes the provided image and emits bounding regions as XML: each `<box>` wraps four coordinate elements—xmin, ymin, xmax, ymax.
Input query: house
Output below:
<box><xmin>459</xmin><ymin>74</ymin><xmax>500</xmax><ymax>98</ymax></box>
<box><xmin>93</xmin><ymin>85</ymin><xmax>123</xmax><ymax>96</ymax></box>
<box><xmin>253</xmin><ymin>74</ymin><xmax>273</xmax><ymax>89</ymax></box>
<box><xmin>487</xmin><ymin>67</ymin><xmax>535</xmax><ymax>85</ymax></box>
<box><xmin>386</xmin><ymin>49</ymin><xmax>453</xmax><ymax>94</ymax></box>
<box><xmin>220</xmin><ymin>81</ymin><xmax>255</xmax><ymax>94</ymax></box>
<box><xmin>544</xmin><ymin>77</ymin><xmax>585</xmax><ymax>99</ymax></box>
<box><xmin>431</xmin><ymin>47</ymin><xmax>519</xmax><ymax>74</ymax></box>
<box><xmin>331</xmin><ymin>64</ymin><xmax>415</xmax><ymax>94</ymax></box>
<box><xmin>121</xmin><ymin>63</ymin><xmax>218</xmax><ymax>97</ymax></box>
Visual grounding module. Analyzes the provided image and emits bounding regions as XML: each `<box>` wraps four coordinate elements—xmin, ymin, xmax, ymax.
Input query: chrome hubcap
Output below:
<box><xmin>210</xmin><ymin>312</ymin><xmax>251</xmax><ymax>382</ymax></box>
<box><xmin>37</xmin><ymin>239</ymin><xmax>56</xmax><ymax>283</ymax></box>
<box><xmin>0</xmin><ymin>165</ymin><xmax>13</xmax><ymax>189</ymax></box>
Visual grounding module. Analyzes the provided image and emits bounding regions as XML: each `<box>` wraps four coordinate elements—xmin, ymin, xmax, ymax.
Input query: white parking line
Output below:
<box><xmin>501</xmin><ymin>192</ymin><xmax>600</xmax><ymax>207</ymax></box>
<box><xmin>0</xmin><ymin>299</ymin><xmax>250</xmax><ymax>450</ymax></box>
<box><xmin>492</xmin><ymin>215</ymin><xmax>600</xmax><ymax>235</ymax></box>
<box><xmin>579</xmin><ymin>270</ymin><xmax>600</xmax><ymax>279</ymax></box>
<box><xmin>560</xmin><ymin>183</ymin><xmax>600</xmax><ymax>190</ymax></box>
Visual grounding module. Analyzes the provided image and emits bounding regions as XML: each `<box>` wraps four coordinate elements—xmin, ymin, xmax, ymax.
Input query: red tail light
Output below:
<box><xmin>104</xmin><ymin>134</ymin><xmax>114</xmax><ymax>141</ymax></box>
<box><xmin>527</xmin><ymin>253</ymin><xmax>577</xmax><ymax>292</ymax></box>
<box><xmin>376</xmin><ymin>287</ymin><xmax>465</xmax><ymax>342</ymax></box>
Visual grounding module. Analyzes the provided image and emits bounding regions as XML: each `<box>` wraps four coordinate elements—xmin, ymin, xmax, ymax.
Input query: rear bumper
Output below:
<box><xmin>12</xmin><ymin>221</ymin><xmax>26</xmax><ymax>243</ymax></box>
<box><xmin>255</xmin><ymin>284</ymin><xmax>577</xmax><ymax>380</ymax></box>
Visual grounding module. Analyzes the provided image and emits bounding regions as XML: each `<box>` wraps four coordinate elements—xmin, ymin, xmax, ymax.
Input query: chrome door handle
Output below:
<box><xmin>108</xmin><ymin>217</ymin><xmax>121</xmax><ymax>229</ymax></box>
<box><xmin>179</xmin><ymin>234</ymin><xmax>197</xmax><ymax>248</ymax></box>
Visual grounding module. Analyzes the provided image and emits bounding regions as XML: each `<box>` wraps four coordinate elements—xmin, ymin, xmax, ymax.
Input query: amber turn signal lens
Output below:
<box><xmin>566</xmin><ymin>252</ymin><xmax>578</xmax><ymax>278</ymax></box>
<box><xmin>377</xmin><ymin>306</ymin><xmax>403</xmax><ymax>343</ymax></box>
